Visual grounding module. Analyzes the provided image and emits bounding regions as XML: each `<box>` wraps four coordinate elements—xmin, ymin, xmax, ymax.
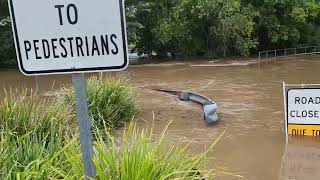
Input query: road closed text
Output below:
<box><xmin>290</xmin><ymin>110</ymin><xmax>320</xmax><ymax>118</ymax></box>
<box><xmin>289</xmin><ymin>96</ymin><xmax>320</xmax><ymax>119</ymax></box>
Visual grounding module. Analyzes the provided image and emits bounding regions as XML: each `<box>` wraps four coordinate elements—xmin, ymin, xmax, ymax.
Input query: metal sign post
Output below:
<box><xmin>35</xmin><ymin>76</ymin><xmax>39</xmax><ymax>95</ymax></box>
<box><xmin>72</xmin><ymin>73</ymin><xmax>96</xmax><ymax>179</ymax></box>
<box><xmin>282</xmin><ymin>82</ymin><xmax>288</xmax><ymax>143</ymax></box>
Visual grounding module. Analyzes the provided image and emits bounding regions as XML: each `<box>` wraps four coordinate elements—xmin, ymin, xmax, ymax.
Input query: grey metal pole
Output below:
<box><xmin>72</xmin><ymin>73</ymin><xmax>96</xmax><ymax>180</ymax></box>
<box><xmin>282</xmin><ymin>82</ymin><xmax>288</xmax><ymax>143</ymax></box>
<box><xmin>35</xmin><ymin>76</ymin><xmax>39</xmax><ymax>95</ymax></box>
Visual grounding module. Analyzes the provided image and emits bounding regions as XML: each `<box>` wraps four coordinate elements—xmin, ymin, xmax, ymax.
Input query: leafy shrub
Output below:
<box><xmin>58</xmin><ymin>76</ymin><xmax>137</xmax><ymax>129</ymax></box>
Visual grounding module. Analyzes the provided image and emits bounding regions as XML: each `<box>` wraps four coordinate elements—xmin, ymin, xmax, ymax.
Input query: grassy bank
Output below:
<box><xmin>0</xmin><ymin>89</ymin><xmax>221</xmax><ymax>179</ymax></box>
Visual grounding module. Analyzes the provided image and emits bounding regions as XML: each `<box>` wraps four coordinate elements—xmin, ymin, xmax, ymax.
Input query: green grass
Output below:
<box><xmin>0</xmin><ymin>89</ymin><xmax>74</xmax><ymax>179</ymax></box>
<box><xmin>64</xmin><ymin>121</ymin><xmax>222</xmax><ymax>180</ymax></box>
<box><xmin>0</xmin><ymin>89</ymin><xmax>75</xmax><ymax>137</ymax></box>
<box><xmin>0</xmin><ymin>130</ymin><xmax>69</xmax><ymax>179</ymax></box>
<box><xmin>58</xmin><ymin>75</ymin><xmax>137</xmax><ymax>129</ymax></box>
<box><xmin>0</xmin><ymin>87</ymin><xmax>227</xmax><ymax>179</ymax></box>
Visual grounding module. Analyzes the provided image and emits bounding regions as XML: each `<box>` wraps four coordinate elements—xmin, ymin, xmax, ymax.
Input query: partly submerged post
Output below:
<box><xmin>282</xmin><ymin>82</ymin><xmax>288</xmax><ymax>143</ymax></box>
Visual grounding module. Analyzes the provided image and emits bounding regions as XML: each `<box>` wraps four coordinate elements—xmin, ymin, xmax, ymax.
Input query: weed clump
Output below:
<box><xmin>0</xmin><ymin>89</ymin><xmax>74</xmax><ymax>137</ymax></box>
<box><xmin>58</xmin><ymin>76</ymin><xmax>137</xmax><ymax>129</ymax></box>
<box><xmin>0</xmin><ymin>90</ymin><xmax>74</xmax><ymax>179</ymax></box>
<box><xmin>64</xmin><ymin>122</ymin><xmax>219</xmax><ymax>179</ymax></box>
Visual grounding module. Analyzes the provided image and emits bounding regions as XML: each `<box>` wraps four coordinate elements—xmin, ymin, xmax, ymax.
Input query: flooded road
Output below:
<box><xmin>1</xmin><ymin>55</ymin><xmax>320</xmax><ymax>179</ymax></box>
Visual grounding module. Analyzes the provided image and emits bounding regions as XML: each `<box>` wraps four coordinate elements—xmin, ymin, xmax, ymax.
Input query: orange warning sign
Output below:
<box><xmin>288</xmin><ymin>125</ymin><xmax>320</xmax><ymax>136</ymax></box>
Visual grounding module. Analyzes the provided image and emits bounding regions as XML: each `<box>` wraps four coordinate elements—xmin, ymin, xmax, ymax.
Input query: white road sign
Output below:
<box><xmin>287</xmin><ymin>89</ymin><xmax>320</xmax><ymax>124</ymax></box>
<box><xmin>286</xmin><ymin>88</ymin><xmax>320</xmax><ymax>136</ymax></box>
<box><xmin>9</xmin><ymin>0</ymin><xmax>128</xmax><ymax>75</ymax></box>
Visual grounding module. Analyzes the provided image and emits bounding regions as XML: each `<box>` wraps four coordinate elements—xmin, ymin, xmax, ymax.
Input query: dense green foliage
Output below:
<box><xmin>125</xmin><ymin>0</ymin><xmax>320</xmax><ymax>57</ymax></box>
<box><xmin>58</xmin><ymin>76</ymin><xmax>137</xmax><ymax>129</ymax></box>
<box><xmin>0</xmin><ymin>0</ymin><xmax>15</xmax><ymax>66</ymax></box>
<box><xmin>0</xmin><ymin>16</ymin><xmax>15</xmax><ymax>67</ymax></box>
<box><xmin>0</xmin><ymin>0</ymin><xmax>320</xmax><ymax>67</ymax></box>
<box><xmin>0</xmin><ymin>0</ymin><xmax>8</xmax><ymax>17</ymax></box>
<box><xmin>0</xmin><ymin>90</ymin><xmax>220</xmax><ymax>179</ymax></box>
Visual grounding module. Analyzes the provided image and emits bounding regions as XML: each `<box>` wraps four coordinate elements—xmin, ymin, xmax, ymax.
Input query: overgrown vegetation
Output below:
<box><xmin>0</xmin><ymin>89</ymin><xmax>223</xmax><ymax>179</ymax></box>
<box><xmin>126</xmin><ymin>0</ymin><xmax>320</xmax><ymax>57</ymax></box>
<box><xmin>65</xmin><ymin>122</ymin><xmax>223</xmax><ymax>179</ymax></box>
<box><xmin>2</xmin><ymin>0</ymin><xmax>318</xmax><ymax>64</ymax></box>
<box><xmin>0</xmin><ymin>16</ymin><xmax>15</xmax><ymax>67</ymax></box>
<box><xmin>0</xmin><ymin>90</ymin><xmax>74</xmax><ymax>179</ymax></box>
<box><xmin>0</xmin><ymin>89</ymin><xmax>75</xmax><ymax>136</ymax></box>
<box><xmin>58</xmin><ymin>76</ymin><xmax>137</xmax><ymax>129</ymax></box>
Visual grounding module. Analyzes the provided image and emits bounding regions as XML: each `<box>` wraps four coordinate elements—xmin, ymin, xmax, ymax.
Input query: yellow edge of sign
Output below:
<box><xmin>288</xmin><ymin>125</ymin><xmax>320</xmax><ymax>136</ymax></box>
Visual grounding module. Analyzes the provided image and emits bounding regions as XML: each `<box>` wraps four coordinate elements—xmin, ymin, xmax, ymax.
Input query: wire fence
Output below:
<box><xmin>259</xmin><ymin>46</ymin><xmax>320</xmax><ymax>61</ymax></box>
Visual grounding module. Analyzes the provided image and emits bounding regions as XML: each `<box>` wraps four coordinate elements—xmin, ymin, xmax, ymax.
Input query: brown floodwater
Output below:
<box><xmin>1</xmin><ymin>55</ymin><xmax>320</xmax><ymax>180</ymax></box>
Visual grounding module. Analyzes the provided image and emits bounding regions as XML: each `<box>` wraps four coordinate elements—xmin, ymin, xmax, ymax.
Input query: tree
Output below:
<box><xmin>244</xmin><ymin>0</ymin><xmax>320</xmax><ymax>50</ymax></box>
<box><xmin>0</xmin><ymin>0</ymin><xmax>319</xmax><ymax>63</ymax></box>
<box><xmin>212</xmin><ymin>0</ymin><xmax>258</xmax><ymax>56</ymax></box>
<box><xmin>0</xmin><ymin>0</ymin><xmax>9</xmax><ymax>17</ymax></box>
<box><xmin>0</xmin><ymin>16</ymin><xmax>16</xmax><ymax>67</ymax></box>
<box><xmin>125</xmin><ymin>0</ymin><xmax>259</xmax><ymax>57</ymax></box>
<box><xmin>125</xmin><ymin>0</ymin><xmax>178</xmax><ymax>56</ymax></box>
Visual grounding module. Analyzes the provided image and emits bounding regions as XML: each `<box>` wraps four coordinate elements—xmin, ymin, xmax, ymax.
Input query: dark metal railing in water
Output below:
<box><xmin>259</xmin><ymin>46</ymin><xmax>320</xmax><ymax>61</ymax></box>
<box><xmin>156</xmin><ymin>88</ymin><xmax>219</xmax><ymax>124</ymax></box>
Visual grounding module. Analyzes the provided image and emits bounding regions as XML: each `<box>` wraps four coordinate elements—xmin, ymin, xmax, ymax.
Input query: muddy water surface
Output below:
<box><xmin>1</xmin><ymin>55</ymin><xmax>320</xmax><ymax>180</ymax></box>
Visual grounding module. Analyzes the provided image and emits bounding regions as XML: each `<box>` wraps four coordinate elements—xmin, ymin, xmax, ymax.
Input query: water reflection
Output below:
<box><xmin>280</xmin><ymin>137</ymin><xmax>320</xmax><ymax>180</ymax></box>
<box><xmin>1</xmin><ymin>55</ymin><xmax>320</xmax><ymax>179</ymax></box>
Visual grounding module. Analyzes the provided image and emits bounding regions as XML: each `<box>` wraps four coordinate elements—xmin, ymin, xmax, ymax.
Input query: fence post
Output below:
<box><xmin>284</xmin><ymin>49</ymin><xmax>287</xmax><ymax>56</ymax></box>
